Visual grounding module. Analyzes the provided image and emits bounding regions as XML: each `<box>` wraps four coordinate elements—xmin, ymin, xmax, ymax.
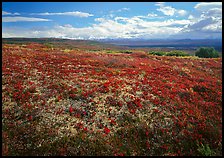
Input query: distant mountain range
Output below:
<box><xmin>97</xmin><ymin>38</ymin><xmax>222</xmax><ymax>52</ymax></box>
<box><xmin>2</xmin><ymin>38</ymin><xmax>125</xmax><ymax>50</ymax></box>
<box><xmin>2</xmin><ymin>38</ymin><xmax>222</xmax><ymax>52</ymax></box>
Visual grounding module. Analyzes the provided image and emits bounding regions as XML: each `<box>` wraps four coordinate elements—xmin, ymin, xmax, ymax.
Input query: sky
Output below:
<box><xmin>2</xmin><ymin>2</ymin><xmax>222</xmax><ymax>40</ymax></box>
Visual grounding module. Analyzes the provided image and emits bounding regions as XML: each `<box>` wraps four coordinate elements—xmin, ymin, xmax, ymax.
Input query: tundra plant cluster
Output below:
<box><xmin>2</xmin><ymin>43</ymin><xmax>222</xmax><ymax>156</ymax></box>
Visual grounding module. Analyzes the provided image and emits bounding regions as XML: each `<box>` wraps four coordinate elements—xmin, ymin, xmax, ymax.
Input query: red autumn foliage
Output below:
<box><xmin>69</xmin><ymin>106</ymin><xmax>73</xmax><ymax>113</ymax></box>
<box><xmin>2</xmin><ymin>43</ymin><xmax>222</xmax><ymax>156</ymax></box>
<box><xmin>104</xmin><ymin>127</ymin><xmax>110</xmax><ymax>134</ymax></box>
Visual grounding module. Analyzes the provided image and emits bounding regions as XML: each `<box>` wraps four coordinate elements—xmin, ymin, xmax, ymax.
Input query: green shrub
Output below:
<box><xmin>195</xmin><ymin>47</ymin><xmax>219</xmax><ymax>58</ymax></box>
<box><xmin>119</xmin><ymin>50</ymin><xmax>133</xmax><ymax>54</ymax></box>
<box><xmin>148</xmin><ymin>51</ymin><xmax>189</xmax><ymax>57</ymax></box>
<box><xmin>44</xmin><ymin>43</ymin><xmax>54</xmax><ymax>48</ymax></box>
<box><xmin>166</xmin><ymin>51</ymin><xmax>190</xmax><ymax>57</ymax></box>
<box><xmin>148</xmin><ymin>51</ymin><xmax>166</xmax><ymax>56</ymax></box>
<box><xmin>106</xmin><ymin>50</ymin><xmax>114</xmax><ymax>54</ymax></box>
<box><xmin>197</xmin><ymin>143</ymin><xmax>214</xmax><ymax>156</ymax></box>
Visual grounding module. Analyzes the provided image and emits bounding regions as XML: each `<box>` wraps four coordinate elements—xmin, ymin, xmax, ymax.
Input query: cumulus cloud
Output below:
<box><xmin>2</xmin><ymin>15</ymin><xmax>192</xmax><ymax>39</ymax></box>
<box><xmin>187</xmin><ymin>18</ymin><xmax>215</xmax><ymax>31</ymax></box>
<box><xmin>2</xmin><ymin>2</ymin><xmax>221</xmax><ymax>40</ymax></box>
<box><xmin>2</xmin><ymin>26</ymin><xmax>64</xmax><ymax>38</ymax></box>
<box><xmin>147</xmin><ymin>13</ymin><xmax>158</xmax><ymax>17</ymax></box>
<box><xmin>32</xmin><ymin>11</ymin><xmax>93</xmax><ymax>17</ymax></box>
<box><xmin>194</xmin><ymin>2</ymin><xmax>222</xmax><ymax>11</ymax></box>
<box><xmin>185</xmin><ymin>2</ymin><xmax>222</xmax><ymax>32</ymax></box>
<box><xmin>157</xmin><ymin>6</ymin><xmax>176</xmax><ymax>16</ymax></box>
<box><xmin>2</xmin><ymin>16</ymin><xmax>52</xmax><ymax>22</ymax></box>
<box><xmin>206</xmin><ymin>8</ymin><xmax>222</xmax><ymax>17</ymax></box>
<box><xmin>188</xmin><ymin>15</ymin><xmax>194</xmax><ymax>20</ymax></box>
<box><xmin>177</xmin><ymin>10</ymin><xmax>187</xmax><ymax>16</ymax></box>
<box><xmin>156</xmin><ymin>2</ymin><xmax>188</xmax><ymax>17</ymax></box>
<box><xmin>193</xmin><ymin>2</ymin><xmax>222</xmax><ymax>24</ymax></box>
<box><xmin>171</xmin><ymin>2</ymin><xmax>222</xmax><ymax>39</ymax></box>
<box><xmin>2</xmin><ymin>11</ymin><xmax>20</xmax><ymax>15</ymax></box>
<box><xmin>202</xmin><ymin>21</ymin><xmax>222</xmax><ymax>33</ymax></box>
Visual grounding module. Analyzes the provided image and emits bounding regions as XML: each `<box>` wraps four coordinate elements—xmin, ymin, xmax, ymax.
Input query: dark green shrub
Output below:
<box><xmin>195</xmin><ymin>47</ymin><xmax>219</xmax><ymax>58</ymax></box>
<box><xmin>148</xmin><ymin>51</ymin><xmax>166</xmax><ymax>56</ymax></box>
<box><xmin>149</xmin><ymin>51</ymin><xmax>189</xmax><ymax>57</ymax></box>
<box><xmin>119</xmin><ymin>50</ymin><xmax>133</xmax><ymax>54</ymax></box>
<box><xmin>166</xmin><ymin>51</ymin><xmax>190</xmax><ymax>57</ymax></box>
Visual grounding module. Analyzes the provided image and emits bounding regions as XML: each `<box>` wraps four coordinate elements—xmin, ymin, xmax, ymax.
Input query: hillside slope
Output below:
<box><xmin>2</xmin><ymin>43</ymin><xmax>222</xmax><ymax>156</ymax></box>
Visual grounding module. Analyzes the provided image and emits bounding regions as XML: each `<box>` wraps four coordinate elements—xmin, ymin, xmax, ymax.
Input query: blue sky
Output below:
<box><xmin>2</xmin><ymin>2</ymin><xmax>222</xmax><ymax>39</ymax></box>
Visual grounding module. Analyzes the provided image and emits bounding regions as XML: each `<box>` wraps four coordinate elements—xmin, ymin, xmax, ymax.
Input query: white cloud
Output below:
<box><xmin>2</xmin><ymin>2</ymin><xmax>221</xmax><ymax>40</ymax></box>
<box><xmin>155</xmin><ymin>2</ymin><xmax>165</xmax><ymax>7</ymax></box>
<box><xmin>171</xmin><ymin>29</ymin><xmax>221</xmax><ymax>39</ymax></box>
<box><xmin>109</xmin><ymin>14</ymin><xmax>114</xmax><ymax>18</ymax></box>
<box><xmin>110</xmin><ymin>7</ymin><xmax>130</xmax><ymax>13</ymax></box>
<box><xmin>156</xmin><ymin>3</ymin><xmax>188</xmax><ymax>17</ymax></box>
<box><xmin>2</xmin><ymin>27</ymin><xmax>64</xmax><ymax>38</ymax></box>
<box><xmin>94</xmin><ymin>18</ymin><xmax>105</xmax><ymax>22</ymax></box>
<box><xmin>154</xmin><ymin>2</ymin><xmax>222</xmax><ymax>39</ymax></box>
<box><xmin>118</xmin><ymin>7</ymin><xmax>130</xmax><ymax>12</ymax></box>
<box><xmin>200</xmin><ymin>8</ymin><xmax>222</xmax><ymax>20</ymax></box>
<box><xmin>188</xmin><ymin>15</ymin><xmax>194</xmax><ymax>20</ymax></box>
<box><xmin>194</xmin><ymin>2</ymin><xmax>222</xmax><ymax>11</ymax></box>
<box><xmin>2</xmin><ymin>11</ymin><xmax>20</xmax><ymax>15</ymax></box>
<box><xmin>33</xmin><ymin>11</ymin><xmax>93</xmax><ymax>17</ymax></box>
<box><xmin>171</xmin><ymin>2</ymin><xmax>222</xmax><ymax>39</ymax></box>
<box><xmin>187</xmin><ymin>18</ymin><xmax>215</xmax><ymax>30</ymax></box>
<box><xmin>2</xmin><ymin>15</ymin><xmax>192</xmax><ymax>39</ymax></box>
<box><xmin>115</xmin><ymin>14</ymin><xmax>163</xmax><ymax>23</ymax></box>
<box><xmin>2</xmin><ymin>16</ymin><xmax>52</xmax><ymax>22</ymax></box>
<box><xmin>147</xmin><ymin>13</ymin><xmax>158</xmax><ymax>17</ymax></box>
<box><xmin>186</xmin><ymin>2</ymin><xmax>222</xmax><ymax>32</ymax></box>
<box><xmin>157</xmin><ymin>6</ymin><xmax>176</xmax><ymax>16</ymax></box>
<box><xmin>206</xmin><ymin>8</ymin><xmax>222</xmax><ymax>17</ymax></box>
<box><xmin>202</xmin><ymin>21</ymin><xmax>222</xmax><ymax>32</ymax></box>
<box><xmin>177</xmin><ymin>10</ymin><xmax>187</xmax><ymax>16</ymax></box>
